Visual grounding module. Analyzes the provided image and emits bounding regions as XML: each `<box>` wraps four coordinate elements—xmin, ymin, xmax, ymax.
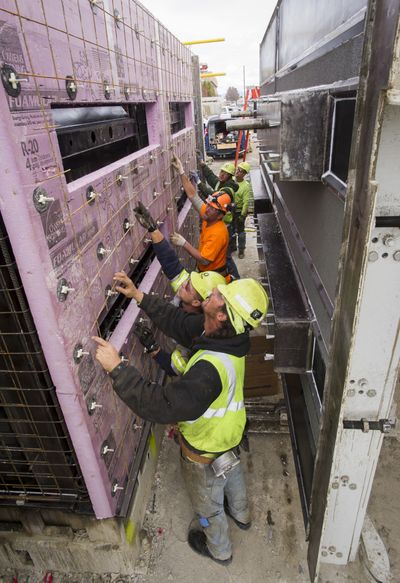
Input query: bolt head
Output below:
<box><xmin>368</xmin><ymin>250</ymin><xmax>379</xmax><ymax>262</ymax></box>
<box><xmin>328</xmin><ymin>546</ymin><xmax>336</xmax><ymax>553</ymax></box>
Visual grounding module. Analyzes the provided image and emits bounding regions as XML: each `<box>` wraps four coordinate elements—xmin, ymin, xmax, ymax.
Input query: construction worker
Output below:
<box><xmin>129</xmin><ymin>201</ymin><xmax>226</xmax><ymax>375</ymax></box>
<box><xmin>116</xmin><ymin>268</ymin><xmax>225</xmax><ymax>376</ymax></box>
<box><xmin>232</xmin><ymin>161</ymin><xmax>253</xmax><ymax>259</ymax></box>
<box><xmin>92</xmin><ymin>277</ymin><xmax>269</xmax><ymax>565</ymax></box>
<box><xmin>194</xmin><ymin>157</ymin><xmax>239</xmax><ymax>199</ymax></box>
<box><xmin>171</xmin><ymin>155</ymin><xmax>232</xmax><ymax>278</ymax></box>
<box><xmin>133</xmin><ymin>201</ymin><xmax>225</xmax><ymax>312</ymax></box>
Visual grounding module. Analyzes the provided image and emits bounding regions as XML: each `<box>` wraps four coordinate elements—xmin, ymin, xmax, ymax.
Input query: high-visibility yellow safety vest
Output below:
<box><xmin>171</xmin><ymin>346</ymin><xmax>189</xmax><ymax>375</ymax></box>
<box><xmin>170</xmin><ymin>268</ymin><xmax>190</xmax><ymax>293</ymax></box>
<box><xmin>178</xmin><ymin>349</ymin><xmax>246</xmax><ymax>453</ymax></box>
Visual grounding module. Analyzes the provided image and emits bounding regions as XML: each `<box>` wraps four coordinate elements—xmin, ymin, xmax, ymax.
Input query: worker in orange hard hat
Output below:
<box><xmin>171</xmin><ymin>155</ymin><xmax>233</xmax><ymax>280</ymax></box>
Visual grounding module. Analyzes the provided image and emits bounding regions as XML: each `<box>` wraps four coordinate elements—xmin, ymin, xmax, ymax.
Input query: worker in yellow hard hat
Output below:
<box><xmin>231</xmin><ymin>161</ymin><xmax>253</xmax><ymax>259</ymax></box>
<box><xmin>92</xmin><ymin>277</ymin><xmax>268</xmax><ymax>565</ymax></box>
<box><xmin>114</xmin><ymin>267</ymin><xmax>226</xmax><ymax>376</ymax></box>
<box><xmin>128</xmin><ymin>201</ymin><xmax>226</xmax><ymax>375</ymax></box>
<box><xmin>192</xmin><ymin>156</ymin><xmax>239</xmax><ymax>199</ymax></box>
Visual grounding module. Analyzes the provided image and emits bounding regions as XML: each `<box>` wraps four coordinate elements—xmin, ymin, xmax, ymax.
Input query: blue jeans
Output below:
<box><xmin>226</xmin><ymin>224</ymin><xmax>240</xmax><ymax>279</ymax></box>
<box><xmin>180</xmin><ymin>452</ymin><xmax>250</xmax><ymax>560</ymax></box>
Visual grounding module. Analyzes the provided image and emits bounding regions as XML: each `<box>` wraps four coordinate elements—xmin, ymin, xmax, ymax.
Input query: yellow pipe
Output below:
<box><xmin>200</xmin><ymin>72</ymin><xmax>226</xmax><ymax>78</ymax></box>
<box><xmin>183</xmin><ymin>38</ymin><xmax>225</xmax><ymax>46</ymax></box>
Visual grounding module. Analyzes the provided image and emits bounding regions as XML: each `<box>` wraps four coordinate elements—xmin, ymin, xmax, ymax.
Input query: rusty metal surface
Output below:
<box><xmin>280</xmin><ymin>92</ymin><xmax>329</xmax><ymax>181</ymax></box>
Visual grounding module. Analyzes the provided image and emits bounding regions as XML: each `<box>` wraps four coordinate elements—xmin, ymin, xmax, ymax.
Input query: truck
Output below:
<box><xmin>205</xmin><ymin>113</ymin><xmax>246</xmax><ymax>159</ymax></box>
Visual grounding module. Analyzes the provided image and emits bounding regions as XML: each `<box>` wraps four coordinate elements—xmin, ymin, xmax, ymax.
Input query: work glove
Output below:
<box><xmin>133</xmin><ymin>201</ymin><xmax>157</xmax><ymax>232</ymax></box>
<box><xmin>171</xmin><ymin>155</ymin><xmax>185</xmax><ymax>175</ymax></box>
<box><xmin>189</xmin><ymin>170</ymin><xmax>201</xmax><ymax>185</ymax></box>
<box><xmin>134</xmin><ymin>321</ymin><xmax>160</xmax><ymax>354</ymax></box>
<box><xmin>170</xmin><ymin>232</ymin><xmax>186</xmax><ymax>247</ymax></box>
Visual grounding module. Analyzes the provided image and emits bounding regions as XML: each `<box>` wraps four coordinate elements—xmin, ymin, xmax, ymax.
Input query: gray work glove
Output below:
<box><xmin>133</xmin><ymin>201</ymin><xmax>157</xmax><ymax>232</ymax></box>
<box><xmin>171</xmin><ymin>155</ymin><xmax>185</xmax><ymax>175</ymax></box>
<box><xmin>170</xmin><ymin>232</ymin><xmax>186</xmax><ymax>247</ymax></box>
<box><xmin>190</xmin><ymin>170</ymin><xmax>201</xmax><ymax>185</ymax></box>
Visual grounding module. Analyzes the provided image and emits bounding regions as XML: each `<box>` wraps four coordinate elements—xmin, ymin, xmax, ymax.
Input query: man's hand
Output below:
<box><xmin>113</xmin><ymin>271</ymin><xmax>143</xmax><ymax>304</ymax></box>
<box><xmin>170</xmin><ymin>232</ymin><xmax>186</xmax><ymax>247</ymax></box>
<box><xmin>189</xmin><ymin>170</ymin><xmax>201</xmax><ymax>185</ymax></box>
<box><xmin>92</xmin><ymin>336</ymin><xmax>121</xmax><ymax>373</ymax></box>
<box><xmin>134</xmin><ymin>322</ymin><xmax>160</xmax><ymax>354</ymax></box>
<box><xmin>171</xmin><ymin>155</ymin><xmax>185</xmax><ymax>175</ymax></box>
<box><xmin>133</xmin><ymin>201</ymin><xmax>157</xmax><ymax>232</ymax></box>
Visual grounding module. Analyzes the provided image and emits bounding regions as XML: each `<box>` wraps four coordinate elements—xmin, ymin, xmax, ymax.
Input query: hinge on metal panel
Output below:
<box><xmin>343</xmin><ymin>418</ymin><xmax>395</xmax><ymax>434</ymax></box>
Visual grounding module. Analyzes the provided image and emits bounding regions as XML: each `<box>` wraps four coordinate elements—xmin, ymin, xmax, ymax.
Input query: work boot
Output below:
<box><xmin>188</xmin><ymin>530</ymin><xmax>232</xmax><ymax>565</ymax></box>
<box><xmin>133</xmin><ymin>201</ymin><xmax>157</xmax><ymax>232</ymax></box>
<box><xmin>224</xmin><ymin>499</ymin><xmax>251</xmax><ymax>530</ymax></box>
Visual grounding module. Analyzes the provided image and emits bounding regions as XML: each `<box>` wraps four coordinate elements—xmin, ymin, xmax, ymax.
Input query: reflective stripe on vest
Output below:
<box><xmin>170</xmin><ymin>268</ymin><xmax>190</xmax><ymax>293</ymax></box>
<box><xmin>184</xmin><ymin>350</ymin><xmax>244</xmax><ymax>424</ymax></box>
<box><xmin>171</xmin><ymin>346</ymin><xmax>189</xmax><ymax>375</ymax></box>
<box><xmin>178</xmin><ymin>349</ymin><xmax>246</xmax><ymax>453</ymax></box>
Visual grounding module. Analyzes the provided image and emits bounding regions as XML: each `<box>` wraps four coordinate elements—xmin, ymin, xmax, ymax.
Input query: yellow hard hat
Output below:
<box><xmin>191</xmin><ymin>271</ymin><xmax>226</xmax><ymax>300</ymax></box>
<box><xmin>238</xmin><ymin>161</ymin><xmax>251</xmax><ymax>174</ymax></box>
<box><xmin>218</xmin><ymin>278</ymin><xmax>269</xmax><ymax>333</ymax></box>
<box><xmin>220</xmin><ymin>162</ymin><xmax>236</xmax><ymax>175</ymax></box>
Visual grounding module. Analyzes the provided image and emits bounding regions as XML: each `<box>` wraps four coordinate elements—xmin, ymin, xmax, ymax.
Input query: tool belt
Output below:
<box><xmin>178</xmin><ymin>433</ymin><xmax>216</xmax><ymax>465</ymax></box>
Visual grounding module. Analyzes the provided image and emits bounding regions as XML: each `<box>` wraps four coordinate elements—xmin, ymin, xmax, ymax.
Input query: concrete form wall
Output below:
<box><xmin>0</xmin><ymin>0</ymin><xmax>198</xmax><ymax>521</ymax></box>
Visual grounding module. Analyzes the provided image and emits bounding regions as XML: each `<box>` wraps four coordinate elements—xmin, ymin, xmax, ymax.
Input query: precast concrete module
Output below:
<box><xmin>0</xmin><ymin>0</ymin><xmax>200</xmax><ymax>519</ymax></box>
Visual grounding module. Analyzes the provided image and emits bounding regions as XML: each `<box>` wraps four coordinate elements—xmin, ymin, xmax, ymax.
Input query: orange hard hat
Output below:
<box><xmin>205</xmin><ymin>191</ymin><xmax>232</xmax><ymax>214</ymax></box>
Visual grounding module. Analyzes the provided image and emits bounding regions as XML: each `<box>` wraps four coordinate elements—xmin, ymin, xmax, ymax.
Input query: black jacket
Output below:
<box><xmin>198</xmin><ymin>165</ymin><xmax>238</xmax><ymax>198</ymax></box>
<box><xmin>110</xmin><ymin>294</ymin><xmax>250</xmax><ymax>424</ymax></box>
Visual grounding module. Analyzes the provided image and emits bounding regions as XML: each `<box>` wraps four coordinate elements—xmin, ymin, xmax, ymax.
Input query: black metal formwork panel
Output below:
<box><xmin>0</xmin><ymin>215</ymin><xmax>91</xmax><ymax>512</ymax></box>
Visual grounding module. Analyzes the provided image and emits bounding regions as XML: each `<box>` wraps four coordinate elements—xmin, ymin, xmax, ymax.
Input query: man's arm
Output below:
<box><xmin>140</xmin><ymin>294</ymin><xmax>205</xmax><ymax>345</ymax></box>
<box><xmin>153</xmin><ymin>238</ymin><xmax>186</xmax><ymax>282</ymax></box>
<box><xmin>171</xmin><ymin>155</ymin><xmax>206</xmax><ymax>216</ymax></box>
<box><xmin>92</xmin><ymin>337</ymin><xmax>222</xmax><ymax>423</ymax></box>
<box><xmin>153</xmin><ymin>349</ymin><xmax>177</xmax><ymax>376</ymax></box>
<box><xmin>241</xmin><ymin>182</ymin><xmax>251</xmax><ymax>216</ymax></box>
<box><xmin>114</xmin><ymin>272</ymin><xmax>204</xmax><ymax>346</ymax></box>
<box><xmin>112</xmin><ymin>360</ymin><xmax>222</xmax><ymax>423</ymax></box>
<box><xmin>198</xmin><ymin>181</ymin><xmax>213</xmax><ymax>198</ymax></box>
<box><xmin>202</xmin><ymin>165</ymin><xmax>219</xmax><ymax>189</ymax></box>
<box><xmin>180</xmin><ymin>239</ymin><xmax>210</xmax><ymax>266</ymax></box>
<box><xmin>180</xmin><ymin>173</ymin><xmax>197</xmax><ymax>199</ymax></box>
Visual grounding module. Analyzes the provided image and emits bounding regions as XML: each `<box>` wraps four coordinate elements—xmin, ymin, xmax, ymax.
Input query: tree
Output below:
<box><xmin>202</xmin><ymin>81</ymin><xmax>217</xmax><ymax>97</ymax></box>
<box><xmin>225</xmin><ymin>86</ymin><xmax>240</xmax><ymax>103</ymax></box>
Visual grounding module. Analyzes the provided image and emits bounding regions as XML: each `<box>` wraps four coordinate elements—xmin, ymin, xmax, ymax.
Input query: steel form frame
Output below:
<box><xmin>308</xmin><ymin>0</ymin><xmax>400</xmax><ymax>579</ymax></box>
